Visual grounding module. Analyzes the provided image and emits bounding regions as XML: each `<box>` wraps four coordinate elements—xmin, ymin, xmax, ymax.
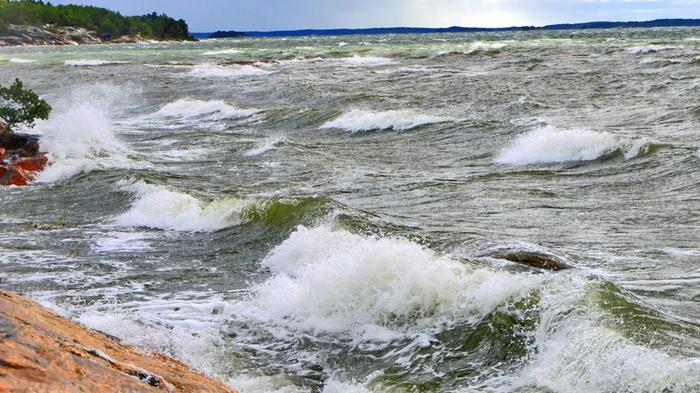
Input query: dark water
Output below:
<box><xmin>1</xmin><ymin>27</ymin><xmax>699</xmax><ymax>392</ymax></box>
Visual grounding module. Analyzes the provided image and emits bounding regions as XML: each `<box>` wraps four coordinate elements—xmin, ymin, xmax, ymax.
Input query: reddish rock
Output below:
<box><xmin>0</xmin><ymin>290</ymin><xmax>237</xmax><ymax>393</ymax></box>
<box><xmin>12</xmin><ymin>154</ymin><xmax>48</xmax><ymax>172</ymax></box>
<box><xmin>0</xmin><ymin>147</ymin><xmax>5</xmax><ymax>162</ymax></box>
<box><xmin>0</xmin><ymin>166</ymin><xmax>32</xmax><ymax>186</ymax></box>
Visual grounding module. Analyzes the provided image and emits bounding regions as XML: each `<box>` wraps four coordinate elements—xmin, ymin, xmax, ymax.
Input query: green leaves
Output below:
<box><xmin>0</xmin><ymin>78</ymin><xmax>51</xmax><ymax>135</ymax></box>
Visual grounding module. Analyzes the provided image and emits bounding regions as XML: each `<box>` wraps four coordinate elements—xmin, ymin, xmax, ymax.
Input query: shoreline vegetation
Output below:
<box><xmin>0</xmin><ymin>0</ymin><xmax>193</xmax><ymax>47</ymax></box>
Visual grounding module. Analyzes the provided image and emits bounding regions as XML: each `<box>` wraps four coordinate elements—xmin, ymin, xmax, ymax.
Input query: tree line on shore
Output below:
<box><xmin>0</xmin><ymin>0</ymin><xmax>192</xmax><ymax>40</ymax></box>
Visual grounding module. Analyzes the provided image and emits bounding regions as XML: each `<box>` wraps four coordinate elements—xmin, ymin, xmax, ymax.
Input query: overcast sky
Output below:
<box><xmin>51</xmin><ymin>0</ymin><xmax>700</xmax><ymax>32</ymax></box>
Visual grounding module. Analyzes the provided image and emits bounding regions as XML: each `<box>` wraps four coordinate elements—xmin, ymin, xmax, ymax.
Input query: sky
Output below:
<box><xmin>51</xmin><ymin>0</ymin><xmax>700</xmax><ymax>32</ymax></box>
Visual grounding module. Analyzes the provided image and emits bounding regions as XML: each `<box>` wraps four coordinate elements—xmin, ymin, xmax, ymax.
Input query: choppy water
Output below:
<box><xmin>1</xmin><ymin>27</ymin><xmax>700</xmax><ymax>393</ymax></box>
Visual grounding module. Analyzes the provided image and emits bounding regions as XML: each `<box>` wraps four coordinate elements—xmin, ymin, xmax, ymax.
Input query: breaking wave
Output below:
<box><xmin>114</xmin><ymin>180</ymin><xmax>251</xmax><ymax>232</ymax></box>
<box><xmin>234</xmin><ymin>224</ymin><xmax>543</xmax><ymax>337</ymax></box>
<box><xmin>321</xmin><ymin>109</ymin><xmax>449</xmax><ymax>132</ymax></box>
<box><xmin>32</xmin><ymin>85</ymin><xmax>136</xmax><ymax>182</ymax></box>
<box><xmin>495</xmin><ymin>126</ymin><xmax>649</xmax><ymax>165</ymax></box>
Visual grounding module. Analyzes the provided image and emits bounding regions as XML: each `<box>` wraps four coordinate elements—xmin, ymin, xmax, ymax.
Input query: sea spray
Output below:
<box><xmin>32</xmin><ymin>84</ymin><xmax>138</xmax><ymax>182</ymax></box>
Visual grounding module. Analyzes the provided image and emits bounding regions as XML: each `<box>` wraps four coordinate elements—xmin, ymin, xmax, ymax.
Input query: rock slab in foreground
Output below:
<box><xmin>0</xmin><ymin>290</ymin><xmax>236</xmax><ymax>393</ymax></box>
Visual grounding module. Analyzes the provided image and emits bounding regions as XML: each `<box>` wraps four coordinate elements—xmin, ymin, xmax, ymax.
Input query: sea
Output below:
<box><xmin>1</xmin><ymin>27</ymin><xmax>699</xmax><ymax>392</ymax></box>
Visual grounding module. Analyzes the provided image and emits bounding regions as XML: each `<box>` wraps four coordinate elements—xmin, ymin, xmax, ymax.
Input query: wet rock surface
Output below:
<box><xmin>0</xmin><ymin>131</ymin><xmax>47</xmax><ymax>186</ymax></box>
<box><xmin>475</xmin><ymin>242</ymin><xmax>573</xmax><ymax>271</ymax></box>
<box><xmin>0</xmin><ymin>290</ymin><xmax>237</xmax><ymax>393</ymax></box>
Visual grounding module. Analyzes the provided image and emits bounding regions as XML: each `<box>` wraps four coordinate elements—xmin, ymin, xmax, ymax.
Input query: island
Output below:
<box><xmin>0</xmin><ymin>0</ymin><xmax>193</xmax><ymax>46</ymax></box>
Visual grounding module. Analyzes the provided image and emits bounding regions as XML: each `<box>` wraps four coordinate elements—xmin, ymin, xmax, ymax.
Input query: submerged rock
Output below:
<box><xmin>475</xmin><ymin>242</ymin><xmax>573</xmax><ymax>271</ymax></box>
<box><xmin>0</xmin><ymin>290</ymin><xmax>237</xmax><ymax>392</ymax></box>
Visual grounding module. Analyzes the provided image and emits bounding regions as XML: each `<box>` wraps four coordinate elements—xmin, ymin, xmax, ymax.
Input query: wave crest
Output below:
<box><xmin>321</xmin><ymin>109</ymin><xmax>448</xmax><ymax>132</ymax></box>
<box><xmin>496</xmin><ymin>126</ymin><xmax>649</xmax><ymax>165</ymax></box>
<box><xmin>114</xmin><ymin>181</ymin><xmax>251</xmax><ymax>232</ymax></box>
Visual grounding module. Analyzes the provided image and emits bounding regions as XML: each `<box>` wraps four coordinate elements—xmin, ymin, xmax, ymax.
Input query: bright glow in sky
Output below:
<box><xmin>51</xmin><ymin>0</ymin><xmax>700</xmax><ymax>32</ymax></box>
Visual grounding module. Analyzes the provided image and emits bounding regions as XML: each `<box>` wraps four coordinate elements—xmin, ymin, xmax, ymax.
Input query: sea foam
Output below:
<box><xmin>8</xmin><ymin>58</ymin><xmax>36</xmax><ymax>64</ymax></box>
<box><xmin>64</xmin><ymin>59</ymin><xmax>129</xmax><ymax>66</ymax></box>
<box><xmin>152</xmin><ymin>98</ymin><xmax>257</xmax><ymax>121</ymax></box>
<box><xmin>189</xmin><ymin>63</ymin><xmax>270</xmax><ymax>78</ymax></box>
<box><xmin>495</xmin><ymin>126</ymin><xmax>648</xmax><ymax>165</ymax></box>
<box><xmin>321</xmin><ymin>109</ymin><xmax>448</xmax><ymax>132</ymax></box>
<box><xmin>340</xmin><ymin>55</ymin><xmax>398</xmax><ymax>66</ymax></box>
<box><xmin>114</xmin><ymin>180</ymin><xmax>250</xmax><ymax>232</ymax></box>
<box><xmin>202</xmin><ymin>49</ymin><xmax>241</xmax><ymax>56</ymax></box>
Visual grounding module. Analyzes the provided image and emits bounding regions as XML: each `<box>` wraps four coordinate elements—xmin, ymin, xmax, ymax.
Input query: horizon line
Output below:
<box><xmin>192</xmin><ymin>17</ymin><xmax>700</xmax><ymax>36</ymax></box>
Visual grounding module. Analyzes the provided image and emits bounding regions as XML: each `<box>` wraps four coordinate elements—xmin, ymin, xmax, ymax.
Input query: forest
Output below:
<box><xmin>0</xmin><ymin>0</ymin><xmax>192</xmax><ymax>40</ymax></box>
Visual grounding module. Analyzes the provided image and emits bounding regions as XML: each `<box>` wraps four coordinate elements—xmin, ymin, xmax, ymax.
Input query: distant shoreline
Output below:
<box><xmin>194</xmin><ymin>18</ymin><xmax>700</xmax><ymax>39</ymax></box>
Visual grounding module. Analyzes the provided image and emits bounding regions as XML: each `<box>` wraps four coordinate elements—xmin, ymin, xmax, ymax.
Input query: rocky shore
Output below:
<box><xmin>0</xmin><ymin>290</ymin><xmax>236</xmax><ymax>392</ymax></box>
<box><xmin>0</xmin><ymin>24</ymin><xmax>153</xmax><ymax>47</ymax></box>
<box><xmin>0</xmin><ymin>123</ymin><xmax>49</xmax><ymax>186</ymax></box>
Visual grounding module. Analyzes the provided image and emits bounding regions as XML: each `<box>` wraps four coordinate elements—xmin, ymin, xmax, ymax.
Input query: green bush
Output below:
<box><xmin>0</xmin><ymin>79</ymin><xmax>51</xmax><ymax>135</ymax></box>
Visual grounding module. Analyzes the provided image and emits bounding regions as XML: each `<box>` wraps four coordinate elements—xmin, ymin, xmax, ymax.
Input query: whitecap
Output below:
<box><xmin>202</xmin><ymin>49</ymin><xmax>241</xmax><ymax>56</ymax></box>
<box><xmin>468</xmin><ymin>41</ymin><xmax>506</xmax><ymax>53</ymax></box>
<box><xmin>321</xmin><ymin>109</ymin><xmax>448</xmax><ymax>132</ymax></box>
<box><xmin>64</xmin><ymin>59</ymin><xmax>129</xmax><ymax>66</ymax></box>
<box><xmin>114</xmin><ymin>180</ymin><xmax>251</xmax><ymax>232</ymax></box>
<box><xmin>188</xmin><ymin>63</ymin><xmax>271</xmax><ymax>78</ymax></box>
<box><xmin>625</xmin><ymin>45</ymin><xmax>676</xmax><ymax>54</ymax></box>
<box><xmin>151</xmin><ymin>98</ymin><xmax>257</xmax><ymax>121</ymax></box>
<box><xmin>340</xmin><ymin>55</ymin><xmax>398</xmax><ymax>67</ymax></box>
<box><xmin>495</xmin><ymin>126</ymin><xmax>648</xmax><ymax>165</ymax></box>
<box><xmin>8</xmin><ymin>58</ymin><xmax>36</xmax><ymax>64</ymax></box>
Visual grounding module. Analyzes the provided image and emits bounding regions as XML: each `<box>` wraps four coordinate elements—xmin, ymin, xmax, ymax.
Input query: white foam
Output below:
<box><xmin>375</xmin><ymin>66</ymin><xmax>434</xmax><ymax>74</ymax></box>
<box><xmin>189</xmin><ymin>63</ymin><xmax>271</xmax><ymax>78</ymax></box>
<box><xmin>114</xmin><ymin>180</ymin><xmax>250</xmax><ymax>232</ymax></box>
<box><xmin>625</xmin><ymin>45</ymin><xmax>674</xmax><ymax>54</ymax></box>
<box><xmin>202</xmin><ymin>49</ymin><xmax>241</xmax><ymax>55</ymax></box>
<box><xmin>512</xmin><ymin>318</ymin><xmax>700</xmax><ymax>392</ymax></box>
<box><xmin>64</xmin><ymin>59</ymin><xmax>129</xmax><ymax>66</ymax></box>
<box><xmin>8</xmin><ymin>58</ymin><xmax>36</xmax><ymax>64</ymax></box>
<box><xmin>152</xmin><ymin>98</ymin><xmax>257</xmax><ymax>121</ymax></box>
<box><xmin>495</xmin><ymin>126</ymin><xmax>648</xmax><ymax>165</ymax></box>
<box><xmin>340</xmin><ymin>55</ymin><xmax>398</xmax><ymax>66</ymax></box>
<box><xmin>468</xmin><ymin>41</ymin><xmax>506</xmax><ymax>53</ymax></box>
<box><xmin>93</xmin><ymin>232</ymin><xmax>153</xmax><ymax>253</ymax></box>
<box><xmin>244</xmin><ymin>136</ymin><xmax>284</xmax><ymax>157</ymax></box>
<box><xmin>235</xmin><ymin>225</ymin><xmax>542</xmax><ymax>337</ymax></box>
<box><xmin>320</xmin><ymin>109</ymin><xmax>448</xmax><ymax>132</ymax></box>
